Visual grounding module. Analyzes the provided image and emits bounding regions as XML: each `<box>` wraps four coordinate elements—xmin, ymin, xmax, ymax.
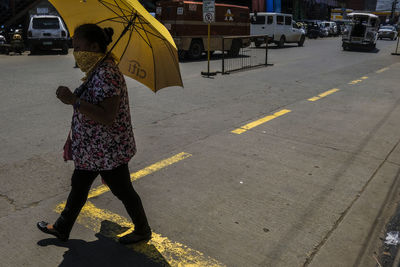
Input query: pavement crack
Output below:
<box><xmin>0</xmin><ymin>193</ymin><xmax>17</xmax><ymax>211</ymax></box>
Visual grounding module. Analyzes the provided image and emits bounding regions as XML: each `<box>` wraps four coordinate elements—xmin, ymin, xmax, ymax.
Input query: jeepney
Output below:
<box><xmin>342</xmin><ymin>13</ymin><xmax>379</xmax><ymax>51</ymax></box>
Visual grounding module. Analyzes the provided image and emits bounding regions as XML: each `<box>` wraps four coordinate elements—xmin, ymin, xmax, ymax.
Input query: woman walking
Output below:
<box><xmin>37</xmin><ymin>24</ymin><xmax>151</xmax><ymax>244</ymax></box>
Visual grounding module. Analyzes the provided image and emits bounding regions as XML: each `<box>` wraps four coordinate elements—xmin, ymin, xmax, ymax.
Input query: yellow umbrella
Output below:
<box><xmin>49</xmin><ymin>0</ymin><xmax>183</xmax><ymax>92</ymax></box>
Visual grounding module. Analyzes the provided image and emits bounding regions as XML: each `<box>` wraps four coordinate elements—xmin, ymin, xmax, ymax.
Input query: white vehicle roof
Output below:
<box><xmin>31</xmin><ymin>15</ymin><xmax>61</xmax><ymax>19</ymax></box>
<box><xmin>348</xmin><ymin>12</ymin><xmax>378</xmax><ymax>18</ymax></box>
<box><xmin>250</xmin><ymin>12</ymin><xmax>292</xmax><ymax>17</ymax></box>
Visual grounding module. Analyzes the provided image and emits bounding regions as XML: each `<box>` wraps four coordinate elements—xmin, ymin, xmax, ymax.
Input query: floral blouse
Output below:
<box><xmin>71</xmin><ymin>60</ymin><xmax>136</xmax><ymax>171</ymax></box>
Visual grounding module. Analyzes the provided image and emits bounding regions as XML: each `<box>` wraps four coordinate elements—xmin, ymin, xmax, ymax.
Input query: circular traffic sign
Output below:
<box><xmin>204</xmin><ymin>12</ymin><xmax>214</xmax><ymax>23</ymax></box>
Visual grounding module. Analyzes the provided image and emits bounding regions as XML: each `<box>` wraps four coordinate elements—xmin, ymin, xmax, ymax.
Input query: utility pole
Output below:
<box><xmin>391</xmin><ymin>0</ymin><xmax>398</xmax><ymax>22</ymax></box>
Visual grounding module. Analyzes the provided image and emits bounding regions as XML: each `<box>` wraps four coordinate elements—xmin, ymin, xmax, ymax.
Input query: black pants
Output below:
<box><xmin>54</xmin><ymin>164</ymin><xmax>150</xmax><ymax>237</ymax></box>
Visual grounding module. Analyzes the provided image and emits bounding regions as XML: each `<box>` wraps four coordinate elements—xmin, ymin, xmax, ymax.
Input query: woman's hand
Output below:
<box><xmin>56</xmin><ymin>86</ymin><xmax>77</xmax><ymax>105</ymax></box>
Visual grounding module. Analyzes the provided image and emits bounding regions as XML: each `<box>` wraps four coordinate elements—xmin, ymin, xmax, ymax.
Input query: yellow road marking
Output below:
<box><xmin>88</xmin><ymin>152</ymin><xmax>192</xmax><ymax>199</ymax></box>
<box><xmin>348</xmin><ymin>79</ymin><xmax>362</xmax><ymax>85</ymax></box>
<box><xmin>361</xmin><ymin>76</ymin><xmax>368</xmax><ymax>80</ymax></box>
<box><xmin>232</xmin><ymin>109</ymin><xmax>291</xmax><ymax>134</ymax></box>
<box><xmin>376</xmin><ymin>67</ymin><xmax>389</xmax><ymax>73</ymax></box>
<box><xmin>55</xmin><ymin>202</ymin><xmax>225</xmax><ymax>267</ymax></box>
<box><xmin>308</xmin><ymin>88</ymin><xmax>340</xmax><ymax>102</ymax></box>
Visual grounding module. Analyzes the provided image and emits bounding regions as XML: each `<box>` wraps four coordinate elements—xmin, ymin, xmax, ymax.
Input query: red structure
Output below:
<box><xmin>252</xmin><ymin>0</ymin><xmax>265</xmax><ymax>12</ymax></box>
<box><xmin>346</xmin><ymin>0</ymin><xmax>365</xmax><ymax>10</ymax></box>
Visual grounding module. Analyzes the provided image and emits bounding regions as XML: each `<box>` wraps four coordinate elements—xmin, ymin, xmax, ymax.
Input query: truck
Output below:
<box><xmin>155</xmin><ymin>0</ymin><xmax>251</xmax><ymax>60</ymax></box>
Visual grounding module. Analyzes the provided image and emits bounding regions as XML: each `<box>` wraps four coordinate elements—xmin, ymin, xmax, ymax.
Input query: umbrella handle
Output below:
<box><xmin>105</xmin><ymin>14</ymin><xmax>136</xmax><ymax>60</ymax></box>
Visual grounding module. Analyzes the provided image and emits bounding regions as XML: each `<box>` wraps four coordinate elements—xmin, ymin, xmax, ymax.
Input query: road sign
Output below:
<box><xmin>203</xmin><ymin>0</ymin><xmax>215</xmax><ymax>23</ymax></box>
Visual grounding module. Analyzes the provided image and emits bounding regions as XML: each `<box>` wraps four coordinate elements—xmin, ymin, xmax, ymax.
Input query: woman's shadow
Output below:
<box><xmin>37</xmin><ymin>220</ymin><xmax>170</xmax><ymax>267</ymax></box>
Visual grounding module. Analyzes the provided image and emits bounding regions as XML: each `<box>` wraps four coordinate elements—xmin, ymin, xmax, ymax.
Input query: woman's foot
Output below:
<box><xmin>37</xmin><ymin>221</ymin><xmax>68</xmax><ymax>242</ymax></box>
<box><xmin>119</xmin><ymin>230</ymin><xmax>152</xmax><ymax>244</ymax></box>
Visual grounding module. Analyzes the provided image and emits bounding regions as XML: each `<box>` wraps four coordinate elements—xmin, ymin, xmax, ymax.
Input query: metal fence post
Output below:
<box><xmin>222</xmin><ymin>36</ymin><xmax>225</xmax><ymax>74</ymax></box>
<box><xmin>265</xmin><ymin>36</ymin><xmax>268</xmax><ymax>66</ymax></box>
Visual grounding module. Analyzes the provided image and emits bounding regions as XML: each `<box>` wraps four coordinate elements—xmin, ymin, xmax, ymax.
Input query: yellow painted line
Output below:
<box><xmin>55</xmin><ymin>202</ymin><xmax>225</xmax><ymax>267</ymax></box>
<box><xmin>88</xmin><ymin>152</ymin><xmax>192</xmax><ymax>199</ymax></box>
<box><xmin>361</xmin><ymin>76</ymin><xmax>368</xmax><ymax>80</ymax></box>
<box><xmin>308</xmin><ymin>88</ymin><xmax>340</xmax><ymax>102</ymax></box>
<box><xmin>348</xmin><ymin>79</ymin><xmax>362</xmax><ymax>85</ymax></box>
<box><xmin>376</xmin><ymin>67</ymin><xmax>389</xmax><ymax>73</ymax></box>
<box><xmin>232</xmin><ymin>109</ymin><xmax>291</xmax><ymax>134</ymax></box>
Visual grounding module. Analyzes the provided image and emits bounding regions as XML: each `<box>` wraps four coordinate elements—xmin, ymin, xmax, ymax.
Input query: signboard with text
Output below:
<box><xmin>203</xmin><ymin>0</ymin><xmax>215</xmax><ymax>23</ymax></box>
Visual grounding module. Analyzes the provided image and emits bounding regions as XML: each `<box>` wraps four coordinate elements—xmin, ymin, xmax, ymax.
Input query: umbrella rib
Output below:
<box><xmin>135</xmin><ymin>19</ymin><xmax>168</xmax><ymax>42</ymax></box>
<box><xmin>99</xmin><ymin>0</ymin><xmax>132</xmax><ymax>14</ymax></box>
<box><xmin>98</xmin><ymin>1</ymin><xmax>130</xmax><ymax>23</ymax></box>
<box><xmin>135</xmin><ymin>15</ymin><xmax>167</xmax><ymax>42</ymax></box>
<box><xmin>112</xmin><ymin>0</ymin><xmax>129</xmax><ymax>20</ymax></box>
<box><xmin>96</xmin><ymin>16</ymin><xmax>127</xmax><ymax>25</ymax></box>
<box><xmin>118</xmin><ymin>20</ymin><xmax>135</xmax><ymax>65</ymax></box>
<box><xmin>118</xmin><ymin>0</ymin><xmax>135</xmax><ymax>14</ymax></box>
<box><xmin>137</xmin><ymin>15</ymin><xmax>157</xmax><ymax>89</ymax></box>
<box><xmin>136</xmin><ymin>15</ymin><xmax>152</xmax><ymax>45</ymax></box>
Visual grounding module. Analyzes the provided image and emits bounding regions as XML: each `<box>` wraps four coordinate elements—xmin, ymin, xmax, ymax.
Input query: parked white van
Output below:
<box><xmin>250</xmin><ymin>12</ymin><xmax>306</xmax><ymax>48</ymax></box>
<box><xmin>28</xmin><ymin>15</ymin><xmax>69</xmax><ymax>54</ymax></box>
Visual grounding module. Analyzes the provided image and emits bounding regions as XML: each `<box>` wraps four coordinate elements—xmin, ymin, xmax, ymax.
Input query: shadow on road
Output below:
<box><xmin>267</xmin><ymin>44</ymin><xmax>301</xmax><ymax>49</ymax></box>
<box><xmin>28</xmin><ymin>50</ymin><xmax>69</xmax><ymax>56</ymax></box>
<box><xmin>343</xmin><ymin>47</ymin><xmax>380</xmax><ymax>53</ymax></box>
<box><xmin>37</xmin><ymin>220</ymin><xmax>170</xmax><ymax>267</ymax></box>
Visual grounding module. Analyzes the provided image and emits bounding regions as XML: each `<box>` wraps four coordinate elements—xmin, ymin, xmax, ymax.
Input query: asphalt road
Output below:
<box><xmin>1</xmin><ymin>37</ymin><xmax>400</xmax><ymax>267</ymax></box>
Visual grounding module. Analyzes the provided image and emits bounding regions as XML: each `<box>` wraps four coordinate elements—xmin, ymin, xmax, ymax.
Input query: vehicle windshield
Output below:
<box><xmin>352</xmin><ymin>16</ymin><xmax>369</xmax><ymax>25</ymax></box>
<box><xmin>32</xmin><ymin>18</ymin><xmax>60</xmax><ymax>29</ymax></box>
<box><xmin>380</xmin><ymin>26</ymin><xmax>394</xmax><ymax>30</ymax></box>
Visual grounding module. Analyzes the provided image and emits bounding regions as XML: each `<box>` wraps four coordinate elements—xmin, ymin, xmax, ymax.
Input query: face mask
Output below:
<box><xmin>73</xmin><ymin>51</ymin><xmax>105</xmax><ymax>73</ymax></box>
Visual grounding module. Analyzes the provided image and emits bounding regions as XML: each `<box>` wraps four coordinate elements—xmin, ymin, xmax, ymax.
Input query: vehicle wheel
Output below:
<box><xmin>62</xmin><ymin>44</ymin><xmax>69</xmax><ymax>54</ymax></box>
<box><xmin>30</xmin><ymin>46</ymin><xmax>37</xmax><ymax>55</ymax></box>
<box><xmin>188</xmin><ymin>40</ymin><xmax>203</xmax><ymax>60</ymax></box>
<box><xmin>277</xmin><ymin>35</ymin><xmax>285</xmax><ymax>48</ymax></box>
<box><xmin>228</xmin><ymin>39</ymin><xmax>241</xmax><ymax>57</ymax></box>
<box><xmin>298</xmin><ymin>35</ymin><xmax>305</xmax><ymax>47</ymax></box>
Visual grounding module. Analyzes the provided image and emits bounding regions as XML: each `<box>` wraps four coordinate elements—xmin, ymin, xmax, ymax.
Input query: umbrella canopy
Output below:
<box><xmin>49</xmin><ymin>0</ymin><xmax>183</xmax><ymax>92</ymax></box>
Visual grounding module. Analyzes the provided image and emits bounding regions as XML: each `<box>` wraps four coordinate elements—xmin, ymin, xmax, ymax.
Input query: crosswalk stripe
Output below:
<box><xmin>88</xmin><ymin>152</ymin><xmax>192</xmax><ymax>199</ymax></box>
<box><xmin>55</xmin><ymin>202</ymin><xmax>225</xmax><ymax>267</ymax></box>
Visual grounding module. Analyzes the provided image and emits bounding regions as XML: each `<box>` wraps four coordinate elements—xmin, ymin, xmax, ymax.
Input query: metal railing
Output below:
<box><xmin>221</xmin><ymin>35</ymin><xmax>270</xmax><ymax>74</ymax></box>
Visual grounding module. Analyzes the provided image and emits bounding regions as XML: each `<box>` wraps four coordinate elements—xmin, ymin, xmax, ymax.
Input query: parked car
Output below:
<box><xmin>319</xmin><ymin>25</ymin><xmax>329</xmax><ymax>37</ymax></box>
<box><xmin>342</xmin><ymin>13</ymin><xmax>379</xmax><ymax>51</ymax></box>
<box><xmin>7</xmin><ymin>29</ymin><xmax>25</xmax><ymax>54</ymax></box>
<box><xmin>322</xmin><ymin>21</ymin><xmax>338</xmax><ymax>36</ymax></box>
<box><xmin>27</xmin><ymin>15</ymin><xmax>69</xmax><ymax>54</ymax></box>
<box><xmin>335</xmin><ymin>20</ymin><xmax>351</xmax><ymax>35</ymax></box>
<box><xmin>378</xmin><ymin>25</ymin><xmax>398</xmax><ymax>40</ymax></box>
<box><xmin>250</xmin><ymin>12</ymin><xmax>306</xmax><ymax>47</ymax></box>
<box><xmin>304</xmin><ymin>21</ymin><xmax>320</xmax><ymax>39</ymax></box>
<box><xmin>0</xmin><ymin>31</ymin><xmax>6</xmax><ymax>54</ymax></box>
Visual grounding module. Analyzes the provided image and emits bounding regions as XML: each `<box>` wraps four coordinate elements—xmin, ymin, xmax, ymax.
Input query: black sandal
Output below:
<box><xmin>37</xmin><ymin>221</ymin><xmax>68</xmax><ymax>242</ymax></box>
